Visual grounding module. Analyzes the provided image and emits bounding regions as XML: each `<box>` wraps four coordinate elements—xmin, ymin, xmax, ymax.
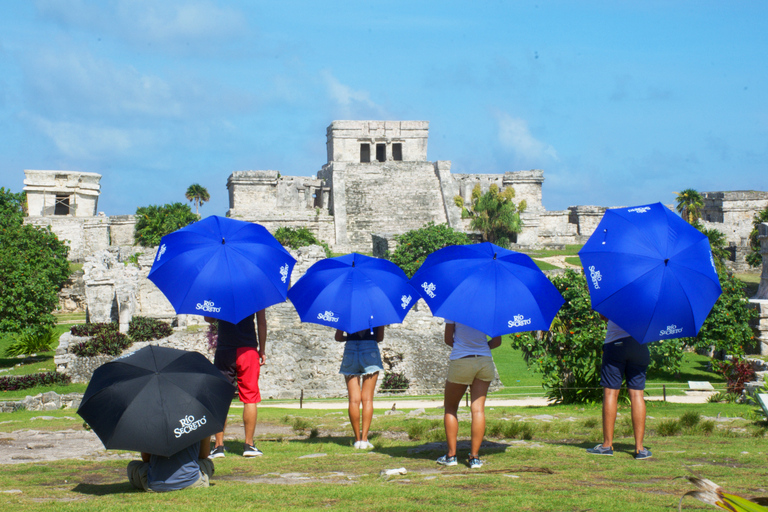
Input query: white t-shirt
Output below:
<box><xmin>604</xmin><ymin>320</ymin><xmax>631</xmax><ymax>344</ymax></box>
<box><xmin>447</xmin><ymin>321</ymin><xmax>492</xmax><ymax>360</ymax></box>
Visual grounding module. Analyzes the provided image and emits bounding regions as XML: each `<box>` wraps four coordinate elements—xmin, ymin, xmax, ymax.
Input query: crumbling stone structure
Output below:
<box><xmin>749</xmin><ymin>223</ymin><xmax>768</xmax><ymax>355</ymax></box>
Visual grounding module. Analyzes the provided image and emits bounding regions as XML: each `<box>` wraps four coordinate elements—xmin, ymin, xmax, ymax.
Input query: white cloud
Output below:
<box><xmin>321</xmin><ymin>70</ymin><xmax>388</xmax><ymax>119</ymax></box>
<box><xmin>495</xmin><ymin>112</ymin><xmax>558</xmax><ymax>165</ymax></box>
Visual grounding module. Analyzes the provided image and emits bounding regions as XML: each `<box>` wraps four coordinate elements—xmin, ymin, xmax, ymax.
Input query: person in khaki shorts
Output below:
<box><xmin>436</xmin><ymin>321</ymin><xmax>501</xmax><ymax>469</ymax></box>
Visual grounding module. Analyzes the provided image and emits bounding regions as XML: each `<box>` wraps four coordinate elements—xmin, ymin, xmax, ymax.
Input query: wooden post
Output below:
<box><xmin>300</xmin><ymin>389</ymin><xmax>304</xmax><ymax>409</ymax></box>
<box><xmin>465</xmin><ymin>392</ymin><xmax>469</xmax><ymax>408</ymax></box>
<box><xmin>662</xmin><ymin>385</ymin><xmax>666</xmax><ymax>403</ymax></box>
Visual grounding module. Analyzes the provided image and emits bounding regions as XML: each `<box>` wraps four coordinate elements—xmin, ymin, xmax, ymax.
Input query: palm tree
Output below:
<box><xmin>469</xmin><ymin>185</ymin><xmax>525</xmax><ymax>248</ymax></box>
<box><xmin>674</xmin><ymin>188</ymin><xmax>704</xmax><ymax>223</ymax></box>
<box><xmin>185</xmin><ymin>184</ymin><xmax>210</xmax><ymax>216</ymax></box>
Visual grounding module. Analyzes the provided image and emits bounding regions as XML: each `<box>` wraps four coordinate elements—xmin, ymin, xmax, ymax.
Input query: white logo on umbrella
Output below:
<box><xmin>174</xmin><ymin>414</ymin><xmax>207</xmax><ymax>438</ymax></box>
<box><xmin>421</xmin><ymin>282</ymin><xmax>436</xmax><ymax>298</ymax></box>
<box><xmin>318</xmin><ymin>311</ymin><xmax>340</xmax><ymax>322</ymax></box>
<box><xmin>157</xmin><ymin>244</ymin><xmax>167</xmax><ymax>261</ymax></box>
<box><xmin>508</xmin><ymin>314</ymin><xmax>532</xmax><ymax>328</ymax></box>
<box><xmin>280</xmin><ymin>263</ymin><xmax>289</xmax><ymax>283</ymax></box>
<box><xmin>196</xmin><ymin>300</ymin><xmax>221</xmax><ymax>313</ymax></box>
<box><xmin>401</xmin><ymin>295</ymin><xmax>412</xmax><ymax>309</ymax></box>
<box><xmin>588</xmin><ymin>266</ymin><xmax>602</xmax><ymax>290</ymax></box>
<box><xmin>659</xmin><ymin>324</ymin><xmax>684</xmax><ymax>336</ymax></box>
<box><xmin>627</xmin><ymin>207</ymin><xmax>651</xmax><ymax>213</ymax></box>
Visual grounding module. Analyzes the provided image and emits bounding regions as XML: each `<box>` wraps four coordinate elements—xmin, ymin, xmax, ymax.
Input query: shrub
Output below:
<box><xmin>70</xmin><ymin>322</ymin><xmax>118</xmax><ymax>337</ymax></box>
<box><xmin>656</xmin><ymin>419</ymin><xmax>682</xmax><ymax>437</ymax></box>
<box><xmin>387</xmin><ymin>222</ymin><xmax>470</xmax><ymax>278</ymax></box>
<box><xmin>679</xmin><ymin>411</ymin><xmax>701</xmax><ymax>428</ymax></box>
<box><xmin>134</xmin><ymin>202</ymin><xmax>198</xmax><ymax>247</ymax></box>
<box><xmin>380</xmin><ymin>371</ymin><xmax>410</xmax><ymax>393</ymax></box>
<box><xmin>712</xmin><ymin>357</ymin><xmax>756</xmax><ymax>395</ymax></box>
<box><xmin>3</xmin><ymin>328</ymin><xmax>59</xmax><ymax>357</ymax></box>
<box><xmin>698</xmin><ymin>420</ymin><xmax>716</xmax><ymax>435</ymax></box>
<box><xmin>0</xmin><ymin>372</ymin><xmax>71</xmax><ymax>392</ymax></box>
<box><xmin>127</xmin><ymin>316</ymin><xmax>173</xmax><ymax>341</ymax></box>
<box><xmin>707</xmin><ymin>391</ymin><xmax>741</xmax><ymax>404</ymax></box>
<box><xmin>510</xmin><ymin>269</ymin><xmax>605</xmax><ymax>404</ymax></box>
<box><xmin>273</xmin><ymin>226</ymin><xmax>331</xmax><ymax>258</ymax></box>
<box><xmin>71</xmin><ymin>328</ymin><xmax>131</xmax><ymax>357</ymax></box>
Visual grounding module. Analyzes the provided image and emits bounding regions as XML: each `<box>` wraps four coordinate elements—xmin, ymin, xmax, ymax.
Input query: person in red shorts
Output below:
<box><xmin>205</xmin><ymin>310</ymin><xmax>266</xmax><ymax>458</ymax></box>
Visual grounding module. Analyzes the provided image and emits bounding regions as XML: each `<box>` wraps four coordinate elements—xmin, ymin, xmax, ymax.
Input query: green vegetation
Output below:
<box><xmin>387</xmin><ymin>222</ymin><xmax>470</xmax><ymax>278</ymax></box>
<box><xmin>466</xmin><ymin>184</ymin><xmax>526</xmax><ymax>248</ymax></box>
<box><xmin>185</xmin><ymin>183</ymin><xmax>210</xmax><ymax>216</ymax></box>
<box><xmin>0</xmin><ymin>188</ymin><xmax>71</xmax><ymax>338</ymax></box>
<box><xmin>675</xmin><ymin>188</ymin><xmax>704</xmax><ymax>223</ymax></box>
<box><xmin>273</xmin><ymin>226</ymin><xmax>332</xmax><ymax>258</ymax></box>
<box><xmin>0</xmin><ymin>401</ymin><xmax>766</xmax><ymax>511</ymax></box>
<box><xmin>746</xmin><ymin>205</ymin><xmax>768</xmax><ymax>267</ymax></box>
<box><xmin>134</xmin><ymin>202</ymin><xmax>199</xmax><ymax>247</ymax></box>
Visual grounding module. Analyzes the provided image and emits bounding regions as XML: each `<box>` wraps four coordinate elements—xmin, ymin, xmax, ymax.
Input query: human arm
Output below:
<box><xmin>199</xmin><ymin>437</ymin><xmax>211</xmax><ymax>459</ymax></box>
<box><xmin>376</xmin><ymin>326</ymin><xmax>385</xmax><ymax>342</ymax></box>
<box><xmin>335</xmin><ymin>329</ymin><xmax>346</xmax><ymax>342</ymax></box>
<box><xmin>204</xmin><ymin>316</ymin><xmax>216</xmax><ymax>324</ymax></box>
<box><xmin>256</xmin><ymin>310</ymin><xmax>267</xmax><ymax>365</ymax></box>
<box><xmin>488</xmin><ymin>335</ymin><xmax>502</xmax><ymax>350</ymax></box>
<box><xmin>444</xmin><ymin>323</ymin><xmax>455</xmax><ymax>348</ymax></box>
<box><xmin>141</xmin><ymin>452</ymin><xmax>151</xmax><ymax>463</ymax></box>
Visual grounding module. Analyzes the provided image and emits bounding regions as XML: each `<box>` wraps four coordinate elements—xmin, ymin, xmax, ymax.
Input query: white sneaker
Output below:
<box><xmin>363</xmin><ymin>441</ymin><xmax>374</xmax><ymax>449</ymax></box>
<box><xmin>353</xmin><ymin>441</ymin><xmax>363</xmax><ymax>449</ymax></box>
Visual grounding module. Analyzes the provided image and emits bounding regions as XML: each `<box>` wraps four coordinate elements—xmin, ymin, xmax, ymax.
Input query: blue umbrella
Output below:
<box><xmin>287</xmin><ymin>253</ymin><xmax>418</xmax><ymax>333</ymax></box>
<box><xmin>148</xmin><ymin>216</ymin><xmax>296</xmax><ymax>324</ymax></box>
<box><xmin>578</xmin><ymin>202</ymin><xmax>722</xmax><ymax>344</ymax></box>
<box><xmin>410</xmin><ymin>242</ymin><xmax>565</xmax><ymax>337</ymax></box>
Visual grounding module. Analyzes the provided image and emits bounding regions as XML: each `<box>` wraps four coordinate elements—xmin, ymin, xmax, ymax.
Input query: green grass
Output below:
<box><xmin>532</xmin><ymin>259</ymin><xmax>559</xmax><ymax>271</ymax></box>
<box><xmin>564</xmin><ymin>256</ymin><xmax>581</xmax><ymax>267</ymax></box>
<box><xmin>1</xmin><ymin>402</ymin><xmax>766</xmax><ymax>511</ymax></box>
<box><xmin>735</xmin><ymin>272</ymin><xmax>761</xmax><ymax>297</ymax></box>
<box><xmin>523</xmin><ymin>244</ymin><xmax>584</xmax><ymax>258</ymax></box>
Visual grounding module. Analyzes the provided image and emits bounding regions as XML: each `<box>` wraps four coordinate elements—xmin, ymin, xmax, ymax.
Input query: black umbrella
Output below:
<box><xmin>77</xmin><ymin>345</ymin><xmax>235</xmax><ymax>457</ymax></box>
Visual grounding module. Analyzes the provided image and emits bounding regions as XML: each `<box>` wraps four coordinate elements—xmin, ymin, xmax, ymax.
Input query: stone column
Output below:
<box><xmin>750</xmin><ymin>223</ymin><xmax>768</xmax><ymax>355</ymax></box>
<box><xmin>434</xmin><ymin>160</ymin><xmax>462</xmax><ymax>229</ymax></box>
<box><xmin>329</xmin><ymin>163</ymin><xmax>350</xmax><ymax>249</ymax></box>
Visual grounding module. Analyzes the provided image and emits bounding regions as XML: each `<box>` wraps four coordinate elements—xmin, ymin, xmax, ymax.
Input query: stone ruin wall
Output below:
<box><xmin>749</xmin><ymin>223</ymin><xmax>768</xmax><ymax>356</ymax></box>
<box><xmin>24</xmin><ymin>215</ymin><xmax>137</xmax><ymax>262</ymax></box>
<box><xmin>56</xmin><ymin>244</ymin><xmax>499</xmax><ymax>397</ymax></box>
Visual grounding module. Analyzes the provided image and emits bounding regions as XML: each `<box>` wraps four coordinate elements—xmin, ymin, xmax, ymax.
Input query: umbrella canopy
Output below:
<box><xmin>578</xmin><ymin>202</ymin><xmax>722</xmax><ymax>344</ymax></box>
<box><xmin>287</xmin><ymin>253</ymin><xmax>418</xmax><ymax>333</ymax></box>
<box><xmin>148</xmin><ymin>215</ymin><xmax>296</xmax><ymax>324</ymax></box>
<box><xmin>410</xmin><ymin>242</ymin><xmax>565</xmax><ymax>337</ymax></box>
<box><xmin>77</xmin><ymin>345</ymin><xmax>236</xmax><ymax>457</ymax></box>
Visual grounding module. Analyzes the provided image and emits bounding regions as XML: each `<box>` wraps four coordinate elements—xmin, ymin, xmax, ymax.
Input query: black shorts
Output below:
<box><xmin>600</xmin><ymin>336</ymin><xmax>650</xmax><ymax>391</ymax></box>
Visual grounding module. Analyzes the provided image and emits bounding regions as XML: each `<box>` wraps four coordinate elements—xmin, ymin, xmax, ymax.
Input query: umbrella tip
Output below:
<box><xmin>493</xmin><ymin>253</ymin><xmax>497</xmax><ymax>260</ymax></box>
<box><xmin>222</xmin><ymin>237</ymin><xmax>225</xmax><ymax>245</ymax></box>
<box><xmin>664</xmin><ymin>258</ymin><xmax>669</xmax><ymax>266</ymax></box>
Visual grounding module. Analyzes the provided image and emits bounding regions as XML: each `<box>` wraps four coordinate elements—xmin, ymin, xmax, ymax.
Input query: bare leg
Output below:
<box><xmin>360</xmin><ymin>372</ymin><xmax>379</xmax><ymax>442</ymax></box>
<box><xmin>469</xmin><ymin>379</ymin><xmax>491</xmax><ymax>457</ymax></box>
<box><xmin>243</xmin><ymin>403</ymin><xmax>258</xmax><ymax>446</ymax></box>
<box><xmin>214</xmin><ymin>422</ymin><xmax>226</xmax><ymax>449</ymax></box>
<box><xmin>443</xmin><ymin>381</ymin><xmax>468</xmax><ymax>457</ymax></box>
<box><xmin>345</xmin><ymin>375</ymin><xmax>362</xmax><ymax>442</ymax></box>
<box><xmin>628</xmin><ymin>388</ymin><xmax>646</xmax><ymax>452</ymax></box>
<box><xmin>601</xmin><ymin>387</ymin><xmax>620</xmax><ymax>448</ymax></box>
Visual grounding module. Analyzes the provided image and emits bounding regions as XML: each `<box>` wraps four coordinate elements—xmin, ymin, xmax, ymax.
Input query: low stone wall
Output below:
<box><xmin>0</xmin><ymin>391</ymin><xmax>83</xmax><ymax>413</ymax></box>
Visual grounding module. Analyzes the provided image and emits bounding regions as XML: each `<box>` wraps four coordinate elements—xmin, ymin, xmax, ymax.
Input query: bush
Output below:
<box><xmin>0</xmin><ymin>372</ymin><xmax>71</xmax><ymax>392</ymax></box>
<box><xmin>127</xmin><ymin>316</ymin><xmax>173</xmax><ymax>341</ymax></box>
<box><xmin>380</xmin><ymin>371</ymin><xmax>410</xmax><ymax>393</ymax></box>
<box><xmin>70</xmin><ymin>322</ymin><xmax>118</xmax><ymax>337</ymax></box>
<box><xmin>273</xmin><ymin>226</ymin><xmax>331</xmax><ymax>258</ymax></box>
<box><xmin>648</xmin><ymin>338</ymin><xmax>685</xmax><ymax>374</ymax></box>
<box><xmin>712</xmin><ymin>357</ymin><xmax>756</xmax><ymax>395</ymax></box>
<box><xmin>387</xmin><ymin>222</ymin><xmax>470</xmax><ymax>278</ymax></box>
<box><xmin>134</xmin><ymin>202</ymin><xmax>198</xmax><ymax>247</ymax></box>
<box><xmin>509</xmin><ymin>269</ymin><xmax>606</xmax><ymax>404</ymax></box>
<box><xmin>656</xmin><ymin>419</ymin><xmax>682</xmax><ymax>437</ymax></box>
<box><xmin>70</xmin><ymin>324</ymin><xmax>131</xmax><ymax>357</ymax></box>
<box><xmin>3</xmin><ymin>328</ymin><xmax>59</xmax><ymax>357</ymax></box>
<box><xmin>679</xmin><ymin>411</ymin><xmax>701</xmax><ymax>428</ymax></box>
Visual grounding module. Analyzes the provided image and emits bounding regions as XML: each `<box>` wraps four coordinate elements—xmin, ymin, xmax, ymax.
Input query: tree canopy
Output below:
<box><xmin>0</xmin><ymin>188</ymin><xmax>71</xmax><ymax>336</ymax></box>
<box><xmin>674</xmin><ymin>188</ymin><xmax>704</xmax><ymax>223</ymax></box>
<box><xmin>746</xmin><ymin>205</ymin><xmax>768</xmax><ymax>267</ymax></box>
<box><xmin>387</xmin><ymin>222</ymin><xmax>470</xmax><ymax>278</ymax></box>
<box><xmin>134</xmin><ymin>202</ymin><xmax>199</xmax><ymax>247</ymax></box>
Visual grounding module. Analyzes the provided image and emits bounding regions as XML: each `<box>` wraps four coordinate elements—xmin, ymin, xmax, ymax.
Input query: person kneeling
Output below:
<box><xmin>127</xmin><ymin>437</ymin><xmax>214</xmax><ymax>492</ymax></box>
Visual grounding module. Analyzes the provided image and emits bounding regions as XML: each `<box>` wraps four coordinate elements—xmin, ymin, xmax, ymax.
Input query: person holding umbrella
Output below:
<box><xmin>335</xmin><ymin>326</ymin><xmax>386</xmax><ymax>449</ymax></box>
<box><xmin>586</xmin><ymin>317</ymin><xmax>652</xmax><ymax>460</ymax></box>
<box><xmin>127</xmin><ymin>438</ymin><xmax>214</xmax><ymax>492</ymax></box>
<box><xmin>206</xmin><ymin>311</ymin><xmax>267</xmax><ymax>458</ymax></box>
<box><xmin>437</xmin><ymin>321</ymin><xmax>501</xmax><ymax>469</ymax></box>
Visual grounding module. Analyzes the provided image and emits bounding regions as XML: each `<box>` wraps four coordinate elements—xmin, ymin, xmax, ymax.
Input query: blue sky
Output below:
<box><xmin>1</xmin><ymin>1</ymin><xmax>766</xmax><ymax>216</ymax></box>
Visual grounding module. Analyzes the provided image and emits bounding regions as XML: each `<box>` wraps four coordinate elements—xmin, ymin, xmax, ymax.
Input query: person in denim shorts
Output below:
<box><xmin>437</xmin><ymin>321</ymin><xmax>501</xmax><ymax>469</ymax></box>
<box><xmin>335</xmin><ymin>326</ymin><xmax>385</xmax><ymax>449</ymax></box>
<box><xmin>587</xmin><ymin>319</ymin><xmax>652</xmax><ymax>460</ymax></box>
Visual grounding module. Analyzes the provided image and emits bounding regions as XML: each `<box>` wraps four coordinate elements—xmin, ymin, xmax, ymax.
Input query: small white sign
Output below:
<box><xmin>687</xmin><ymin>381</ymin><xmax>715</xmax><ymax>391</ymax></box>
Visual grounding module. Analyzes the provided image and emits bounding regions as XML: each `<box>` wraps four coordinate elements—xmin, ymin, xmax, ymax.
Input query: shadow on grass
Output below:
<box><xmin>72</xmin><ymin>482</ymin><xmax>135</xmax><ymax>495</ymax></box>
<box><xmin>0</xmin><ymin>354</ymin><xmax>53</xmax><ymax>370</ymax></box>
<box><xmin>646</xmin><ymin>358</ymin><xmax>723</xmax><ymax>384</ymax></box>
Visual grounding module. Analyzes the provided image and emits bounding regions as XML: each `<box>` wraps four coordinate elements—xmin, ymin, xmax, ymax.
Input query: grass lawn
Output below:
<box><xmin>0</xmin><ymin>401</ymin><xmax>766</xmax><ymax>511</ymax></box>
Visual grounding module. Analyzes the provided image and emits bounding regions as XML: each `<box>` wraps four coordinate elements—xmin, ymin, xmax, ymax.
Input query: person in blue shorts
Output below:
<box><xmin>335</xmin><ymin>326</ymin><xmax>385</xmax><ymax>449</ymax></box>
<box><xmin>587</xmin><ymin>319</ymin><xmax>652</xmax><ymax>460</ymax></box>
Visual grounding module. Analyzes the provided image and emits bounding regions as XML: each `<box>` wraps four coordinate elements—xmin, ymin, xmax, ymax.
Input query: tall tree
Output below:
<box><xmin>134</xmin><ymin>203</ymin><xmax>199</xmax><ymax>247</ymax></box>
<box><xmin>468</xmin><ymin>184</ymin><xmax>526</xmax><ymax>248</ymax></box>
<box><xmin>0</xmin><ymin>188</ymin><xmax>70</xmax><ymax>336</ymax></box>
<box><xmin>674</xmin><ymin>188</ymin><xmax>704</xmax><ymax>223</ymax></box>
<box><xmin>746</xmin><ymin>205</ymin><xmax>768</xmax><ymax>267</ymax></box>
<box><xmin>185</xmin><ymin>184</ymin><xmax>210</xmax><ymax>215</ymax></box>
